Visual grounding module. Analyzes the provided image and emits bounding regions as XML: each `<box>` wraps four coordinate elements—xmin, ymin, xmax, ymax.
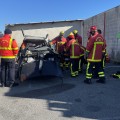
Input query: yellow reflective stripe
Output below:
<box><xmin>99</xmin><ymin>75</ymin><xmax>105</xmax><ymax>77</ymax></box>
<box><xmin>92</xmin><ymin>43</ymin><xmax>96</xmax><ymax>60</ymax></box>
<box><xmin>0</xmin><ymin>47</ymin><xmax>13</xmax><ymax>50</ymax></box>
<box><xmin>86</xmin><ymin>74</ymin><xmax>92</xmax><ymax>76</ymax></box>
<box><xmin>70</xmin><ymin>63</ymin><xmax>73</xmax><ymax>74</ymax></box>
<box><xmin>9</xmin><ymin>38</ymin><xmax>12</xmax><ymax>48</ymax></box>
<box><xmin>94</xmin><ymin>42</ymin><xmax>104</xmax><ymax>45</ymax></box>
<box><xmin>60</xmin><ymin>42</ymin><xmax>65</xmax><ymax>45</ymax></box>
<box><xmin>80</xmin><ymin>54</ymin><xmax>84</xmax><ymax>57</ymax></box>
<box><xmin>0</xmin><ymin>38</ymin><xmax>13</xmax><ymax>50</ymax></box>
<box><xmin>86</xmin><ymin>76</ymin><xmax>92</xmax><ymax>79</ymax></box>
<box><xmin>86</xmin><ymin>62</ymin><xmax>90</xmax><ymax>75</ymax></box>
<box><xmin>96</xmin><ymin>37</ymin><xmax>104</xmax><ymax>42</ymax></box>
<box><xmin>70</xmin><ymin>56</ymin><xmax>80</xmax><ymax>58</ymax></box>
<box><xmin>0</xmin><ymin>47</ymin><xmax>18</xmax><ymax>50</ymax></box>
<box><xmin>12</xmin><ymin>47</ymin><xmax>18</xmax><ymax>50</ymax></box>
<box><xmin>1</xmin><ymin>56</ymin><xmax>15</xmax><ymax>58</ymax></box>
<box><xmin>98</xmin><ymin>72</ymin><xmax>104</xmax><ymax>74</ymax></box>
<box><xmin>87</xmin><ymin>59</ymin><xmax>101</xmax><ymax>62</ymax></box>
<box><xmin>71</xmin><ymin>43</ymin><xmax>80</xmax><ymax>58</ymax></box>
<box><xmin>91</xmin><ymin>40</ymin><xmax>104</xmax><ymax>61</ymax></box>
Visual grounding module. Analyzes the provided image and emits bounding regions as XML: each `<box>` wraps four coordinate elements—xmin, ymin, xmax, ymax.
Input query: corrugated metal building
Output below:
<box><xmin>6</xmin><ymin>5</ymin><xmax>120</xmax><ymax>62</ymax></box>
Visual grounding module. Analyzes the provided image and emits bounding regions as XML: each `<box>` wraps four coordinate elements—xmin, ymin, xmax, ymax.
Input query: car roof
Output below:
<box><xmin>23</xmin><ymin>36</ymin><xmax>46</xmax><ymax>44</ymax></box>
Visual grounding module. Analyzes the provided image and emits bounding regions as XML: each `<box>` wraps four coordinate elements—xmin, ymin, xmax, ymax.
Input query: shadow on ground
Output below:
<box><xmin>4</xmin><ymin>63</ymin><xmax>120</xmax><ymax>119</ymax></box>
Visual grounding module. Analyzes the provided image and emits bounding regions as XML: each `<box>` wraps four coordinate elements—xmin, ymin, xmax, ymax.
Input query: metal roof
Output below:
<box><xmin>6</xmin><ymin>19</ymin><xmax>83</xmax><ymax>27</ymax></box>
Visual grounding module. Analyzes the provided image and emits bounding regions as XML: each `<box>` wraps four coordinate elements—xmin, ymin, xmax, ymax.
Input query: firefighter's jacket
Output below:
<box><xmin>66</xmin><ymin>39</ymin><xmax>81</xmax><ymax>59</ymax></box>
<box><xmin>86</xmin><ymin>33</ymin><xmax>106</xmax><ymax>62</ymax></box>
<box><xmin>0</xmin><ymin>34</ymin><xmax>18</xmax><ymax>58</ymax></box>
<box><xmin>75</xmin><ymin>34</ymin><xmax>82</xmax><ymax>45</ymax></box>
<box><xmin>50</xmin><ymin>36</ymin><xmax>67</xmax><ymax>53</ymax></box>
<box><xmin>80</xmin><ymin>46</ymin><xmax>86</xmax><ymax>58</ymax></box>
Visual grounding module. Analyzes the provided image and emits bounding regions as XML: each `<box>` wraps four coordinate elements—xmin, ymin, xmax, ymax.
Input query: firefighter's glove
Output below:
<box><xmin>84</xmin><ymin>51</ymin><xmax>89</xmax><ymax>60</ymax></box>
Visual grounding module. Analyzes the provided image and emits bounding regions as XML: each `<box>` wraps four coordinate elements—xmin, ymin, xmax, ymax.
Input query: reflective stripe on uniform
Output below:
<box><xmin>0</xmin><ymin>38</ymin><xmax>18</xmax><ymax>50</ymax></box>
<box><xmin>80</xmin><ymin>54</ymin><xmax>84</xmax><ymax>57</ymax></box>
<box><xmin>87</xmin><ymin>59</ymin><xmax>101</xmax><ymax>62</ymax></box>
<box><xmin>70</xmin><ymin>56</ymin><xmax>80</xmax><ymax>58</ymax></box>
<box><xmin>92</xmin><ymin>41</ymin><xmax>104</xmax><ymax>61</ymax></box>
<box><xmin>71</xmin><ymin>42</ymin><xmax>80</xmax><ymax>59</ymax></box>
<box><xmin>0</xmin><ymin>38</ymin><xmax>12</xmax><ymax>50</ymax></box>
<box><xmin>86</xmin><ymin>62</ymin><xmax>92</xmax><ymax>79</ymax></box>
<box><xmin>0</xmin><ymin>38</ymin><xmax>18</xmax><ymax>58</ymax></box>
<box><xmin>1</xmin><ymin>56</ymin><xmax>15</xmax><ymax>58</ymax></box>
<box><xmin>98</xmin><ymin>71</ymin><xmax>105</xmax><ymax>77</ymax></box>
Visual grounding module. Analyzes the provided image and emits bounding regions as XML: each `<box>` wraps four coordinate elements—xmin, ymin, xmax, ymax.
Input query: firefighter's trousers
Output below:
<box><xmin>79</xmin><ymin>56</ymin><xmax>86</xmax><ymax>72</ymax></box>
<box><xmin>70</xmin><ymin>58</ymin><xmax>79</xmax><ymax>77</ymax></box>
<box><xmin>93</xmin><ymin>58</ymin><xmax>105</xmax><ymax>78</ymax></box>
<box><xmin>86</xmin><ymin>61</ymin><xmax>105</xmax><ymax>80</ymax></box>
<box><xmin>1</xmin><ymin>58</ymin><xmax>15</xmax><ymax>85</ymax></box>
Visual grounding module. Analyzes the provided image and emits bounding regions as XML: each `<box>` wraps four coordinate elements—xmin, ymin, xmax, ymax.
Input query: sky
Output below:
<box><xmin>0</xmin><ymin>0</ymin><xmax>120</xmax><ymax>32</ymax></box>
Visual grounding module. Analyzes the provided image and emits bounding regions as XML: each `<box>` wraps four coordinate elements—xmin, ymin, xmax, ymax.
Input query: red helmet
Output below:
<box><xmin>90</xmin><ymin>26</ymin><xmax>97</xmax><ymax>31</ymax></box>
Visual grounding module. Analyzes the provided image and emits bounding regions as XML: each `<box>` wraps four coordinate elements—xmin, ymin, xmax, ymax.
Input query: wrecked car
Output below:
<box><xmin>16</xmin><ymin>34</ymin><xmax>63</xmax><ymax>81</ymax></box>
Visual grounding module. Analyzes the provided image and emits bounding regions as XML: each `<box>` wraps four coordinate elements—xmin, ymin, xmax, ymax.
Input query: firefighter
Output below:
<box><xmin>0</xmin><ymin>28</ymin><xmax>19</xmax><ymax>87</ymax></box>
<box><xmin>73</xmin><ymin>30</ymin><xmax>85</xmax><ymax>72</ymax></box>
<box><xmin>84</xmin><ymin>26</ymin><xmax>106</xmax><ymax>84</ymax></box>
<box><xmin>66</xmin><ymin>32</ymin><xmax>81</xmax><ymax>77</ymax></box>
<box><xmin>93</xmin><ymin>29</ymin><xmax>108</xmax><ymax>78</ymax></box>
<box><xmin>79</xmin><ymin>45</ymin><xmax>86</xmax><ymax>73</ymax></box>
<box><xmin>50</xmin><ymin>31</ymin><xmax>67</xmax><ymax>68</ymax></box>
<box><xmin>73</xmin><ymin>29</ymin><xmax>82</xmax><ymax>45</ymax></box>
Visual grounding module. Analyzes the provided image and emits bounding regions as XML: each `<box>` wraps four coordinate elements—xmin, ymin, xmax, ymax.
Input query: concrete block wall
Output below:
<box><xmin>105</xmin><ymin>6</ymin><xmax>120</xmax><ymax>62</ymax></box>
<box><xmin>83</xmin><ymin>13</ymin><xmax>105</xmax><ymax>46</ymax></box>
<box><xmin>83</xmin><ymin>5</ymin><xmax>120</xmax><ymax>62</ymax></box>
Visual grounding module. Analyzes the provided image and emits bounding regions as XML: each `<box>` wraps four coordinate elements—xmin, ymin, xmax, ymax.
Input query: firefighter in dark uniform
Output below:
<box><xmin>73</xmin><ymin>30</ymin><xmax>85</xmax><ymax>73</ymax></box>
<box><xmin>84</xmin><ymin>26</ymin><xmax>106</xmax><ymax>84</ymax></box>
<box><xmin>73</xmin><ymin>30</ymin><xmax>82</xmax><ymax>45</ymax></box>
<box><xmin>0</xmin><ymin>29</ymin><xmax>19</xmax><ymax>87</ymax></box>
<box><xmin>50</xmin><ymin>31</ymin><xmax>67</xmax><ymax>69</ymax></box>
<box><xmin>66</xmin><ymin>32</ymin><xmax>81</xmax><ymax>77</ymax></box>
<box><xmin>92</xmin><ymin>29</ymin><xmax>107</xmax><ymax>78</ymax></box>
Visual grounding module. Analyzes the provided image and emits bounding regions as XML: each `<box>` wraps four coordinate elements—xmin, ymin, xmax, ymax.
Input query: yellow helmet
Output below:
<box><xmin>69</xmin><ymin>32</ymin><xmax>74</xmax><ymax>36</ymax></box>
<box><xmin>68</xmin><ymin>32</ymin><xmax>75</xmax><ymax>39</ymax></box>
<box><xmin>60</xmin><ymin>31</ymin><xmax>64</xmax><ymax>35</ymax></box>
<box><xmin>73</xmin><ymin>30</ymin><xmax>78</xmax><ymax>34</ymax></box>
